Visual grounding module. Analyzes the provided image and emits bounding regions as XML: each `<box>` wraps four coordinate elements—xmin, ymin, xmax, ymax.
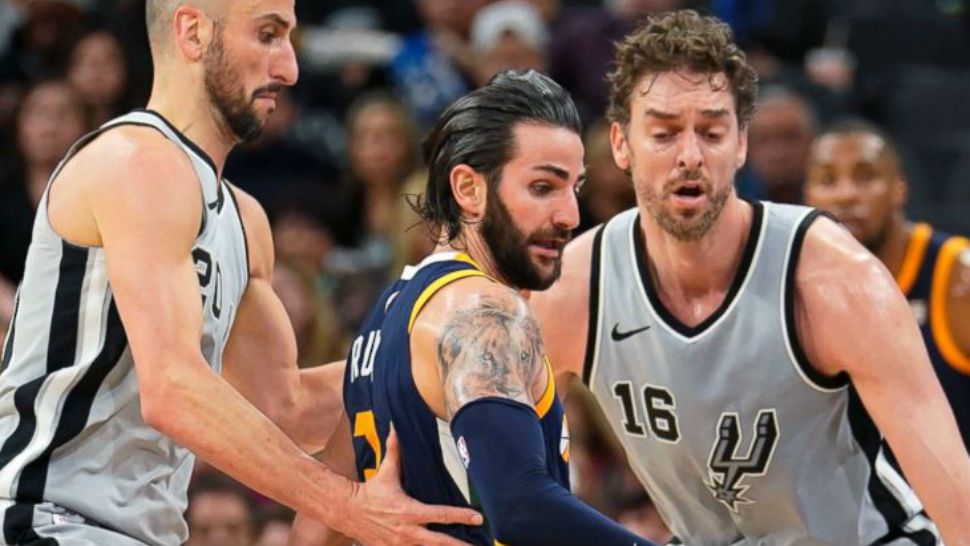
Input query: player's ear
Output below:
<box><xmin>736</xmin><ymin>125</ymin><xmax>749</xmax><ymax>169</ymax></box>
<box><xmin>891</xmin><ymin>175</ymin><xmax>908</xmax><ymax>209</ymax></box>
<box><xmin>172</xmin><ymin>5</ymin><xmax>212</xmax><ymax>62</ymax></box>
<box><xmin>610</xmin><ymin>121</ymin><xmax>631</xmax><ymax>172</ymax></box>
<box><xmin>450</xmin><ymin>164</ymin><xmax>487</xmax><ymax>220</ymax></box>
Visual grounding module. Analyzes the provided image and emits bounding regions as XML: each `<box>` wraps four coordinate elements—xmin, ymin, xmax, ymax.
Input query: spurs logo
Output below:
<box><xmin>705</xmin><ymin>409</ymin><xmax>779</xmax><ymax>512</ymax></box>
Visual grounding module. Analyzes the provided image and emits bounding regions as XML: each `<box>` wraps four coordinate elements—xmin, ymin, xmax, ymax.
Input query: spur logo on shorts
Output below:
<box><xmin>705</xmin><ymin>409</ymin><xmax>779</xmax><ymax>513</ymax></box>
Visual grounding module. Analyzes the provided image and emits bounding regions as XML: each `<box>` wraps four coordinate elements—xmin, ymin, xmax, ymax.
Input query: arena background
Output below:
<box><xmin>0</xmin><ymin>0</ymin><xmax>968</xmax><ymax>544</ymax></box>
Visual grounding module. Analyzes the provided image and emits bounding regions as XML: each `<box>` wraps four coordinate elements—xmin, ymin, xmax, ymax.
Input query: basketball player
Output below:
<box><xmin>530</xmin><ymin>10</ymin><xmax>970</xmax><ymax>545</ymax></box>
<box><xmin>0</xmin><ymin>1</ymin><xmax>480</xmax><ymax>545</ymax></box>
<box><xmin>804</xmin><ymin>119</ymin><xmax>970</xmax><ymax>451</ymax></box>
<box><xmin>289</xmin><ymin>70</ymin><xmax>654</xmax><ymax>546</ymax></box>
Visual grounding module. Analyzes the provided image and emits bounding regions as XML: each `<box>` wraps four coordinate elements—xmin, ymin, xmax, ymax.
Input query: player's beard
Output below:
<box><xmin>640</xmin><ymin>173</ymin><xmax>732</xmax><ymax>241</ymax></box>
<box><xmin>203</xmin><ymin>23</ymin><xmax>267</xmax><ymax>143</ymax></box>
<box><xmin>480</xmin><ymin>187</ymin><xmax>570</xmax><ymax>291</ymax></box>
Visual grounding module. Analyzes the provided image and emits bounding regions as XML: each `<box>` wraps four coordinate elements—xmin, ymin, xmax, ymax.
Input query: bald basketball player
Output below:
<box><xmin>0</xmin><ymin>2</ymin><xmax>479</xmax><ymax>545</ymax></box>
<box><xmin>530</xmin><ymin>10</ymin><xmax>970</xmax><ymax>545</ymax></box>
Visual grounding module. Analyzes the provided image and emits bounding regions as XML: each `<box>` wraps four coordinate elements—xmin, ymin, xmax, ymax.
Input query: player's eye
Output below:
<box><xmin>530</xmin><ymin>181</ymin><xmax>553</xmax><ymax>196</ymax></box>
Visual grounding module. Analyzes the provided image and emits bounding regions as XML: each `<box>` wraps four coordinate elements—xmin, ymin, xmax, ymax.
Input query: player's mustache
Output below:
<box><xmin>251</xmin><ymin>83</ymin><xmax>283</xmax><ymax>101</ymax></box>
<box><xmin>528</xmin><ymin>227</ymin><xmax>572</xmax><ymax>245</ymax></box>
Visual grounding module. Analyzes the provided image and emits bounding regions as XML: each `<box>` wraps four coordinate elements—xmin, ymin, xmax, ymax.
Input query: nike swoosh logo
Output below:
<box><xmin>611</xmin><ymin>323</ymin><xmax>651</xmax><ymax>341</ymax></box>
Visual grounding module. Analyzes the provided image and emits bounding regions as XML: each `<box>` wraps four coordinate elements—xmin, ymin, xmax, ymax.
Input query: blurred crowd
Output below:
<box><xmin>0</xmin><ymin>0</ymin><xmax>969</xmax><ymax>544</ymax></box>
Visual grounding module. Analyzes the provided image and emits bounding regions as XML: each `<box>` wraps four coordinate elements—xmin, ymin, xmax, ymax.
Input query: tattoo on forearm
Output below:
<box><xmin>437</xmin><ymin>294</ymin><xmax>546</xmax><ymax>417</ymax></box>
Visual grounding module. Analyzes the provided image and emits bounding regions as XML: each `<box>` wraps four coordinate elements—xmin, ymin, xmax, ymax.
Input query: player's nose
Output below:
<box><xmin>271</xmin><ymin>39</ymin><xmax>299</xmax><ymax>86</ymax></box>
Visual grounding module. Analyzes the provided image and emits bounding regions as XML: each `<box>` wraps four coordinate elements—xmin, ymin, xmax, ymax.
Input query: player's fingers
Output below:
<box><xmin>412</xmin><ymin>501</ymin><xmax>483</xmax><ymax>527</ymax></box>
<box><xmin>376</xmin><ymin>428</ymin><xmax>401</xmax><ymax>482</ymax></box>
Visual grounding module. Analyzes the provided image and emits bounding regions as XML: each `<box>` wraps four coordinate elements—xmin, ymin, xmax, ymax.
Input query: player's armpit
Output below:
<box><xmin>435</xmin><ymin>284</ymin><xmax>545</xmax><ymax>418</ymax></box>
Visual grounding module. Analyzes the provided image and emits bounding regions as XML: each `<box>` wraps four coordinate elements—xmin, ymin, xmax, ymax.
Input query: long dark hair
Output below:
<box><xmin>413</xmin><ymin>69</ymin><xmax>582</xmax><ymax>243</ymax></box>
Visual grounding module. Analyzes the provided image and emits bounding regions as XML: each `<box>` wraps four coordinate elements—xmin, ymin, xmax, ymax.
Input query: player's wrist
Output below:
<box><xmin>319</xmin><ymin>469</ymin><xmax>359</xmax><ymax>531</ymax></box>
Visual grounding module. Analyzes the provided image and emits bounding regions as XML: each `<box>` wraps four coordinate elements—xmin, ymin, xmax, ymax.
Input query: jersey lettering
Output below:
<box><xmin>611</xmin><ymin>381</ymin><xmax>681</xmax><ymax>443</ymax></box>
<box><xmin>350</xmin><ymin>330</ymin><xmax>381</xmax><ymax>383</ymax></box>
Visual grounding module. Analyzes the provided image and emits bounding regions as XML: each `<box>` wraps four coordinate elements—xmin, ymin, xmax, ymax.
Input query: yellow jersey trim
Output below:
<box><xmin>534</xmin><ymin>357</ymin><xmax>557</xmax><ymax>419</ymax></box>
<box><xmin>408</xmin><ymin>268</ymin><xmax>488</xmax><ymax>333</ymax></box>
<box><xmin>930</xmin><ymin>236</ymin><xmax>970</xmax><ymax>375</ymax></box>
<box><xmin>896</xmin><ymin>223</ymin><xmax>932</xmax><ymax>296</ymax></box>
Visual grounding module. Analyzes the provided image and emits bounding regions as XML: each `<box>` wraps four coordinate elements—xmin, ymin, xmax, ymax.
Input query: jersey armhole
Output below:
<box><xmin>222</xmin><ymin>182</ymin><xmax>251</xmax><ymax>290</ymax></box>
<box><xmin>896</xmin><ymin>223</ymin><xmax>933</xmax><ymax>296</ymax></box>
<box><xmin>407</xmin><ymin>268</ymin><xmax>489</xmax><ymax>333</ymax></box>
<box><xmin>930</xmin><ymin>237</ymin><xmax>970</xmax><ymax>375</ymax></box>
<box><xmin>581</xmin><ymin>225</ymin><xmax>605</xmax><ymax>386</ymax></box>
<box><xmin>783</xmin><ymin>210</ymin><xmax>850</xmax><ymax>391</ymax></box>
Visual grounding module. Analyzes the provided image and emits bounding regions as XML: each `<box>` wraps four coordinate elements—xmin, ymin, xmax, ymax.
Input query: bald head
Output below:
<box><xmin>146</xmin><ymin>0</ymin><xmax>222</xmax><ymax>52</ymax></box>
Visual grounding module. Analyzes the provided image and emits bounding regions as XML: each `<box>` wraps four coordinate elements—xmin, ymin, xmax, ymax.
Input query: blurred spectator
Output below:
<box><xmin>0</xmin><ymin>1</ymin><xmax>86</xmax><ymax>83</ymax></box>
<box><xmin>253</xmin><ymin>504</ymin><xmax>296</xmax><ymax>546</ymax></box>
<box><xmin>328</xmin><ymin>92</ymin><xmax>426</xmax><ymax>331</ymax></box>
<box><xmin>715</xmin><ymin>0</ymin><xmax>831</xmax><ymax>64</ymax></box>
<box><xmin>737</xmin><ymin>84</ymin><xmax>818</xmax><ymax>203</ymax></box>
<box><xmin>578</xmin><ymin>119</ymin><xmax>636</xmax><ymax>232</ymax></box>
<box><xmin>336</xmin><ymin>92</ymin><xmax>422</xmax><ymax>253</ymax></box>
<box><xmin>549</xmin><ymin>0</ymin><xmax>692</xmax><ymax>123</ymax></box>
<box><xmin>0</xmin><ymin>0</ymin><xmax>27</xmax><ymax>60</ymax></box>
<box><xmin>389</xmin><ymin>0</ymin><xmax>489</xmax><ymax>128</ymax></box>
<box><xmin>272</xmin><ymin>259</ymin><xmax>349</xmax><ymax>366</ymax></box>
<box><xmin>186</xmin><ymin>474</ymin><xmax>257</xmax><ymax>546</ymax></box>
<box><xmin>297</xmin><ymin>7</ymin><xmax>398</xmax><ymax>120</ymax></box>
<box><xmin>469</xmin><ymin>1</ymin><xmax>549</xmax><ymax>86</ymax></box>
<box><xmin>0</xmin><ymin>79</ymin><xmax>88</xmax><ymax>284</ymax></box>
<box><xmin>67</xmin><ymin>27</ymin><xmax>131</xmax><ymax>125</ymax></box>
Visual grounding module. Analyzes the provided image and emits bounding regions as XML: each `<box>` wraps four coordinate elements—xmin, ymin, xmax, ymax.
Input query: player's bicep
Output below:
<box><xmin>90</xmin><ymin>146</ymin><xmax>205</xmax><ymax>378</ymax></box>
<box><xmin>222</xmin><ymin>277</ymin><xmax>300</xmax><ymax>403</ymax></box>
<box><xmin>437</xmin><ymin>288</ymin><xmax>543</xmax><ymax>418</ymax></box>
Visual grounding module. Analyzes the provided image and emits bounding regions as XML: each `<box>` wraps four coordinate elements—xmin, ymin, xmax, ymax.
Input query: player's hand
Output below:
<box><xmin>331</xmin><ymin>429</ymin><xmax>483</xmax><ymax>546</ymax></box>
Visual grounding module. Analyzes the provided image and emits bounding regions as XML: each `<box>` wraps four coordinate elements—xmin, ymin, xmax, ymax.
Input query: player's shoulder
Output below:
<box><xmin>796</xmin><ymin>214</ymin><xmax>899</xmax><ymax>312</ymax></box>
<box><xmin>412</xmin><ymin>272</ymin><xmax>528</xmax><ymax>334</ymax></box>
<box><xmin>799</xmin><ymin>214</ymin><xmax>883</xmax><ymax>278</ymax></box>
<box><xmin>74</xmin><ymin>124</ymin><xmax>197</xmax><ymax>188</ymax></box>
<box><xmin>53</xmin><ymin>125</ymin><xmax>204</xmax><ymax>240</ymax></box>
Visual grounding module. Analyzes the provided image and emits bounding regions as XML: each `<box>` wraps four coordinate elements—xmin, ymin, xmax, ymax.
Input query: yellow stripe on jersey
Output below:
<box><xmin>535</xmin><ymin>357</ymin><xmax>557</xmax><ymax>419</ymax></box>
<box><xmin>408</xmin><ymin>269</ymin><xmax>488</xmax><ymax>333</ymax></box>
<box><xmin>931</xmin><ymin>236</ymin><xmax>970</xmax><ymax>375</ymax></box>
<box><xmin>494</xmin><ymin>541</ymin><xmax>508</xmax><ymax>546</ymax></box>
<box><xmin>455</xmin><ymin>252</ymin><xmax>482</xmax><ymax>269</ymax></box>
<box><xmin>896</xmin><ymin>223</ymin><xmax>933</xmax><ymax>296</ymax></box>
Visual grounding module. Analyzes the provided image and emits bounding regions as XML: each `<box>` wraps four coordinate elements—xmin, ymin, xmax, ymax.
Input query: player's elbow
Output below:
<box><xmin>479</xmin><ymin>472</ymin><xmax>551</xmax><ymax>543</ymax></box>
<box><xmin>138</xmin><ymin>357</ymin><xmax>200</xmax><ymax>434</ymax></box>
<box><xmin>486</xmin><ymin>495</ymin><xmax>535</xmax><ymax>544</ymax></box>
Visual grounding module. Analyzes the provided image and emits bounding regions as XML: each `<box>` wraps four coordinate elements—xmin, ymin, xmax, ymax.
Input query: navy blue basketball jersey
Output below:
<box><xmin>896</xmin><ymin>223</ymin><xmax>970</xmax><ymax>449</ymax></box>
<box><xmin>343</xmin><ymin>252</ymin><xmax>570</xmax><ymax>545</ymax></box>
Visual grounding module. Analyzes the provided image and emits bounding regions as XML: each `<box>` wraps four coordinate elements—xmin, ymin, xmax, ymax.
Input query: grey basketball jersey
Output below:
<box><xmin>0</xmin><ymin>110</ymin><xmax>249</xmax><ymax>546</ymax></box>
<box><xmin>584</xmin><ymin>202</ymin><xmax>940</xmax><ymax>545</ymax></box>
